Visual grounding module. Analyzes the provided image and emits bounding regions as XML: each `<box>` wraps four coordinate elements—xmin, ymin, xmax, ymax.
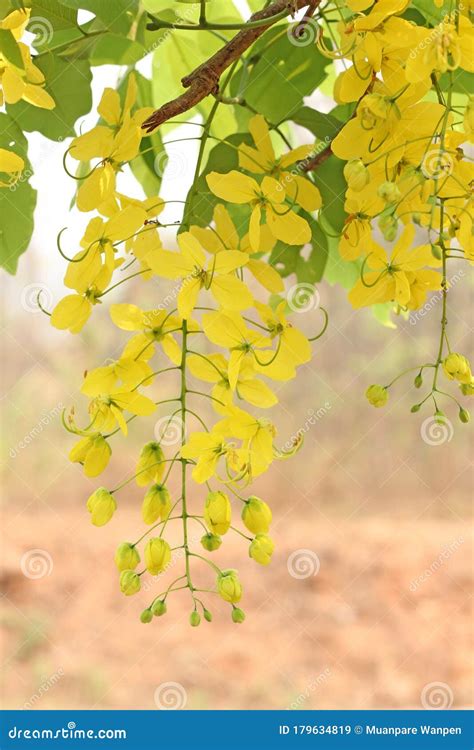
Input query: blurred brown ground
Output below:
<box><xmin>1</xmin><ymin>262</ymin><xmax>473</xmax><ymax>710</ymax></box>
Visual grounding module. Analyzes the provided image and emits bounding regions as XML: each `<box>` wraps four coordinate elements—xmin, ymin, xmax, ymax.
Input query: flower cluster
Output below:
<box><xmin>51</xmin><ymin>78</ymin><xmax>316</xmax><ymax>624</ymax></box>
<box><xmin>319</xmin><ymin>0</ymin><xmax>473</xmax><ymax>423</ymax></box>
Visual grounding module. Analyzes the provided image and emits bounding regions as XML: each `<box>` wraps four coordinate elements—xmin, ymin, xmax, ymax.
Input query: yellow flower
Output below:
<box><xmin>249</xmin><ymin>533</ymin><xmax>275</xmax><ymax>565</ymax></box>
<box><xmin>190</xmin><ymin>204</ymin><xmax>283</xmax><ymax>294</ymax></box>
<box><xmin>187</xmin><ymin>352</ymin><xmax>277</xmax><ymax>410</ymax></box>
<box><xmin>204</xmin><ymin>491</ymin><xmax>231</xmax><ymax>535</ymax></box>
<box><xmin>86</xmin><ymin>487</ymin><xmax>116</xmax><ymax>526</ymax></box>
<box><xmin>0</xmin><ymin>10</ymin><xmax>55</xmax><ymax>110</ymax></box>
<box><xmin>180</xmin><ymin>430</ymin><xmax>230</xmax><ymax>484</ymax></box>
<box><xmin>87</xmin><ymin>389</ymin><xmax>156</xmax><ymax>436</ymax></box>
<box><xmin>348</xmin><ymin>226</ymin><xmax>441</xmax><ymax>309</ymax></box>
<box><xmin>69</xmin><ymin>76</ymin><xmax>143</xmax><ymax>211</ymax></box>
<box><xmin>64</xmin><ymin>207</ymin><xmax>145</xmax><ymax>294</ymax></box>
<box><xmin>81</xmin><ymin>358</ymin><xmax>153</xmax><ymax>396</ymax></box>
<box><xmin>202</xmin><ymin>311</ymin><xmax>271</xmax><ymax>389</ymax></box>
<box><xmin>0</xmin><ymin>147</ymin><xmax>24</xmax><ymax>187</ymax></box>
<box><xmin>405</xmin><ymin>15</ymin><xmax>474</xmax><ymax>84</ymax></box>
<box><xmin>366</xmin><ymin>384</ymin><xmax>388</xmax><ymax>407</ymax></box>
<box><xmin>136</xmin><ymin>442</ymin><xmax>166</xmax><ymax>487</ymax></box>
<box><xmin>217</xmin><ymin>569</ymin><xmax>242</xmax><ymax>603</ymax></box>
<box><xmin>442</xmin><ymin>353</ymin><xmax>472</xmax><ymax>384</ymax></box>
<box><xmin>69</xmin><ymin>434</ymin><xmax>111</xmax><ymax>477</ymax></box>
<box><xmin>142</xmin><ymin>484</ymin><xmax>171</xmax><ymax>525</ymax></box>
<box><xmin>146</xmin><ymin>231</ymin><xmax>251</xmax><ymax>319</ymax></box>
<box><xmin>114</xmin><ymin>542</ymin><xmax>140</xmax><ymax>572</ymax></box>
<box><xmin>144</xmin><ymin>537</ymin><xmax>171</xmax><ymax>575</ymax></box>
<box><xmin>119</xmin><ymin>570</ymin><xmax>141</xmax><ymax>596</ymax></box>
<box><xmin>215</xmin><ymin>406</ymin><xmax>276</xmax><ymax>477</ymax></box>
<box><xmin>50</xmin><ymin>291</ymin><xmax>98</xmax><ymax>334</ymax></box>
<box><xmin>238</xmin><ymin>114</ymin><xmax>322</xmax><ymax>212</ymax></box>
<box><xmin>253</xmin><ymin>301</ymin><xmax>311</xmax><ymax>381</ymax></box>
<box><xmin>206</xmin><ymin>170</ymin><xmax>311</xmax><ymax>251</ymax></box>
<box><xmin>110</xmin><ymin>303</ymin><xmax>183</xmax><ymax>365</ymax></box>
<box><xmin>241</xmin><ymin>496</ymin><xmax>272</xmax><ymax>534</ymax></box>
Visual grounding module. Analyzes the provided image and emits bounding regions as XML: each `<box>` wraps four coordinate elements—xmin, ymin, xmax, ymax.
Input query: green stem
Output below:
<box><xmin>180</xmin><ymin>320</ymin><xmax>193</xmax><ymax>595</ymax></box>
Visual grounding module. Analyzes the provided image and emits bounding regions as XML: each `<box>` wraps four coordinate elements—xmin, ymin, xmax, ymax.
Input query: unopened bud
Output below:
<box><xmin>411</xmin><ymin>403</ymin><xmax>421</xmax><ymax>413</ymax></box>
<box><xmin>203</xmin><ymin>608</ymin><xmax>213</xmax><ymax>622</ymax></box>
<box><xmin>414</xmin><ymin>373</ymin><xmax>423</xmax><ymax>389</ymax></box>
<box><xmin>140</xmin><ymin>608</ymin><xmax>153</xmax><ymax>624</ymax></box>
<box><xmin>190</xmin><ymin>611</ymin><xmax>201</xmax><ymax>627</ymax></box>
<box><xmin>200</xmin><ymin>532</ymin><xmax>222</xmax><ymax>552</ymax></box>
<box><xmin>459</xmin><ymin>407</ymin><xmax>470</xmax><ymax>423</ymax></box>
<box><xmin>231</xmin><ymin>607</ymin><xmax>246</xmax><ymax>624</ymax></box>
<box><xmin>151</xmin><ymin>599</ymin><xmax>167</xmax><ymax>617</ymax></box>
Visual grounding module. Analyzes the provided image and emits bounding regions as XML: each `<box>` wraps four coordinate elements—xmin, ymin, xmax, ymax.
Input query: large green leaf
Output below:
<box><xmin>30</xmin><ymin>0</ymin><xmax>76</xmax><ymax>32</ymax></box>
<box><xmin>312</xmin><ymin>155</ymin><xmax>346</xmax><ymax>233</ymax></box>
<box><xmin>89</xmin><ymin>33</ymin><xmax>146</xmax><ymax>65</ymax></box>
<box><xmin>237</xmin><ymin>25</ymin><xmax>329</xmax><ymax>123</ymax></box>
<box><xmin>128</xmin><ymin>72</ymin><xmax>165</xmax><ymax>198</ymax></box>
<box><xmin>0</xmin><ymin>28</ymin><xmax>24</xmax><ymax>69</ymax></box>
<box><xmin>270</xmin><ymin>214</ymin><xmax>328</xmax><ymax>284</ymax></box>
<box><xmin>7</xmin><ymin>55</ymin><xmax>92</xmax><ymax>139</ymax></box>
<box><xmin>290</xmin><ymin>106</ymin><xmax>343</xmax><ymax>142</ymax></box>
<box><xmin>60</xmin><ymin>0</ymin><xmax>138</xmax><ymax>34</ymax></box>
<box><xmin>0</xmin><ymin>113</ymin><xmax>36</xmax><ymax>274</ymax></box>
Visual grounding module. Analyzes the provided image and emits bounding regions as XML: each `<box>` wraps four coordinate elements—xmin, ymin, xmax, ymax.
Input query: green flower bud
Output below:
<box><xmin>414</xmin><ymin>373</ymin><xmax>423</xmax><ymax>389</ymax></box>
<box><xmin>217</xmin><ymin>569</ymin><xmax>242</xmax><ymax>604</ymax></box>
<box><xmin>119</xmin><ymin>570</ymin><xmax>141</xmax><ymax>596</ymax></box>
<box><xmin>203</xmin><ymin>608</ymin><xmax>213</xmax><ymax>622</ymax></box>
<box><xmin>377</xmin><ymin>181</ymin><xmax>401</xmax><ymax>203</ymax></box>
<box><xmin>151</xmin><ymin>599</ymin><xmax>167</xmax><ymax>617</ymax></box>
<box><xmin>435</xmin><ymin>410</ymin><xmax>446</xmax><ymax>425</ymax></box>
<box><xmin>204</xmin><ymin>491</ymin><xmax>231</xmax><ymax>535</ymax></box>
<box><xmin>378</xmin><ymin>213</ymin><xmax>398</xmax><ymax>242</ymax></box>
<box><xmin>136</xmin><ymin>441</ymin><xmax>165</xmax><ymax>487</ymax></box>
<box><xmin>86</xmin><ymin>487</ymin><xmax>116</xmax><ymax>527</ymax></box>
<box><xmin>144</xmin><ymin>537</ymin><xmax>171</xmax><ymax>575</ymax></box>
<box><xmin>142</xmin><ymin>484</ymin><xmax>172</xmax><ymax>525</ymax></box>
<box><xmin>460</xmin><ymin>382</ymin><xmax>474</xmax><ymax>396</ymax></box>
<box><xmin>343</xmin><ymin>159</ymin><xmax>369</xmax><ymax>191</ymax></box>
<box><xmin>231</xmin><ymin>607</ymin><xmax>246</xmax><ymax>624</ymax></box>
<box><xmin>200</xmin><ymin>532</ymin><xmax>222</xmax><ymax>552</ymax></box>
<box><xmin>442</xmin><ymin>353</ymin><xmax>472</xmax><ymax>384</ymax></box>
<box><xmin>411</xmin><ymin>403</ymin><xmax>421</xmax><ymax>413</ymax></box>
<box><xmin>365</xmin><ymin>384</ymin><xmax>388</xmax><ymax>408</ymax></box>
<box><xmin>242</xmin><ymin>496</ymin><xmax>272</xmax><ymax>534</ymax></box>
<box><xmin>459</xmin><ymin>407</ymin><xmax>470</xmax><ymax>424</ymax></box>
<box><xmin>114</xmin><ymin>542</ymin><xmax>140</xmax><ymax>572</ymax></box>
<box><xmin>140</xmin><ymin>608</ymin><xmax>153</xmax><ymax>624</ymax></box>
<box><xmin>249</xmin><ymin>533</ymin><xmax>275</xmax><ymax>566</ymax></box>
<box><xmin>431</xmin><ymin>243</ymin><xmax>442</xmax><ymax>259</ymax></box>
<box><xmin>190</xmin><ymin>611</ymin><xmax>201</xmax><ymax>627</ymax></box>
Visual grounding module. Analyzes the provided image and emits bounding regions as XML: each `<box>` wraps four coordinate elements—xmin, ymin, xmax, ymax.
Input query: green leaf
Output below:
<box><xmin>7</xmin><ymin>55</ymin><xmax>92</xmax><ymax>139</ymax></box>
<box><xmin>30</xmin><ymin>0</ymin><xmax>77</xmax><ymax>32</ymax></box>
<box><xmin>270</xmin><ymin>214</ymin><xmax>328</xmax><ymax>283</ymax></box>
<box><xmin>60</xmin><ymin>0</ymin><xmax>138</xmax><ymax>34</ymax></box>
<box><xmin>290</xmin><ymin>106</ymin><xmax>342</xmax><ymax>141</ymax></box>
<box><xmin>0</xmin><ymin>28</ymin><xmax>24</xmax><ymax>69</ymax></box>
<box><xmin>438</xmin><ymin>68</ymin><xmax>473</xmax><ymax>95</ymax></box>
<box><xmin>411</xmin><ymin>0</ymin><xmax>450</xmax><ymax>25</ymax></box>
<box><xmin>181</xmin><ymin>133</ymin><xmax>252</xmax><ymax>230</ymax></box>
<box><xmin>0</xmin><ymin>113</ymin><xmax>37</xmax><ymax>274</ymax></box>
<box><xmin>128</xmin><ymin>72</ymin><xmax>165</xmax><ymax>197</ymax></box>
<box><xmin>312</xmin><ymin>155</ymin><xmax>347</xmax><ymax>233</ymax></box>
<box><xmin>239</xmin><ymin>25</ymin><xmax>329</xmax><ymax>123</ymax></box>
<box><xmin>89</xmin><ymin>33</ymin><xmax>146</xmax><ymax>65</ymax></box>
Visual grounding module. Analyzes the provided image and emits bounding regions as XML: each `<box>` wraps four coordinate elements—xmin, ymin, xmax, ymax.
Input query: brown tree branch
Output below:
<box><xmin>141</xmin><ymin>0</ymin><xmax>313</xmax><ymax>133</ymax></box>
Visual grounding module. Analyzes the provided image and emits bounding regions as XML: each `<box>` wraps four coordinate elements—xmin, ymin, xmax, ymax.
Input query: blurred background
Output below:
<box><xmin>1</xmin><ymin>59</ymin><xmax>473</xmax><ymax>712</ymax></box>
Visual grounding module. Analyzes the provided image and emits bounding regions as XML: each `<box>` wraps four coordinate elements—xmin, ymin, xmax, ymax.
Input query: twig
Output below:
<box><xmin>141</xmin><ymin>0</ymin><xmax>313</xmax><ymax>133</ymax></box>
